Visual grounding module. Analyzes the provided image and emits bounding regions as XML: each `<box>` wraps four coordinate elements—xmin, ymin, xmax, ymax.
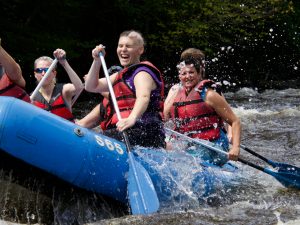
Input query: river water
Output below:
<box><xmin>0</xmin><ymin>88</ymin><xmax>299</xmax><ymax>225</ymax></box>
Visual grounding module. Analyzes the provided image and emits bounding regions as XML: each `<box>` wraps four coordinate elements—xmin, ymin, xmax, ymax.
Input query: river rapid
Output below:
<box><xmin>0</xmin><ymin>88</ymin><xmax>299</xmax><ymax>225</ymax></box>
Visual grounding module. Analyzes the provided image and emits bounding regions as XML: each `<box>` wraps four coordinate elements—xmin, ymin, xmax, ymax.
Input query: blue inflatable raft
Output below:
<box><xmin>0</xmin><ymin>97</ymin><xmax>238</xmax><ymax>212</ymax></box>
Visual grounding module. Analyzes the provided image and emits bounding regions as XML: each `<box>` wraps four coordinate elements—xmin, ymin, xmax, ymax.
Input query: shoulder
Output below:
<box><xmin>62</xmin><ymin>83</ymin><xmax>75</xmax><ymax>94</ymax></box>
<box><xmin>168</xmin><ymin>83</ymin><xmax>181</xmax><ymax>95</ymax></box>
<box><xmin>198</xmin><ymin>79</ymin><xmax>222</xmax><ymax>95</ymax></box>
<box><xmin>205</xmin><ymin>88</ymin><xmax>225</xmax><ymax>108</ymax></box>
<box><xmin>110</xmin><ymin>72</ymin><xmax>119</xmax><ymax>81</ymax></box>
<box><xmin>165</xmin><ymin>83</ymin><xmax>181</xmax><ymax>104</ymax></box>
<box><xmin>131</xmin><ymin>62</ymin><xmax>161</xmax><ymax>78</ymax></box>
<box><xmin>134</xmin><ymin>70</ymin><xmax>154</xmax><ymax>81</ymax></box>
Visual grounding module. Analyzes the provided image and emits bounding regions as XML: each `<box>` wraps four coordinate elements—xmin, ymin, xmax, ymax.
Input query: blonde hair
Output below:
<box><xmin>34</xmin><ymin>56</ymin><xmax>57</xmax><ymax>83</ymax></box>
<box><xmin>34</xmin><ymin>56</ymin><xmax>57</xmax><ymax>69</ymax></box>
<box><xmin>119</xmin><ymin>30</ymin><xmax>145</xmax><ymax>47</ymax></box>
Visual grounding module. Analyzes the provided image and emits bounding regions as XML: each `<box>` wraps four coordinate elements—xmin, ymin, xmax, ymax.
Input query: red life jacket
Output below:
<box><xmin>102</xmin><ymin>61</ymin><xmax>164</xmax><ymax>130</ymax></box>
<box><xmin>170</xmin><ymin>80</ymin><xmax>224</xmax><ymax>141</ymax></box>
<box><xmin>32</xmin><ymin>83</ymin><xmax>75</xmax><ymax>122</ymax></box>
<box><xmin>100</xmin><ymin>97</ymin><xmax>113</xmax><ymax>130</ymax></box>
<box><xmin>0</xmin><ymin>73</ymin><xmax>30</xmax><ymax>102</ymax></box>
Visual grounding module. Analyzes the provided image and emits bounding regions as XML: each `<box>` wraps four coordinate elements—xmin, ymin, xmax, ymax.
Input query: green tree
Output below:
<box><xmin>116</xmin><ymin>0</ymin><xmax>299</xmax><ymax>89</ymax></box>
<box><xmin>1</xmin><ymin>0</ymin><xmax>299</xmax><ymax>91</ymax></box>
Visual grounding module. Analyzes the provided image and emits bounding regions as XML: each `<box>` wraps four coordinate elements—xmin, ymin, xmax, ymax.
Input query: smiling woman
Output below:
<box><xmin>164</xmin><ymin>48</ymin><xmax>241</xmax><ymax>162</ymax></box>
<box><xmin>84</xmin><ymin>30</ymin><xmax>166</xmax><ymax>149</ymax></box>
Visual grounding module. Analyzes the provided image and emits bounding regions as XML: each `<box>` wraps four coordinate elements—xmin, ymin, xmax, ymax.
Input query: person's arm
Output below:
<box><xmin>53</xmin><ymin>49</ymin><xmax>83</xmax><ymax>104</ymax></box>
<box><xmin>116</xmin><ymin>71</ymin><xmax>156</xmax><ymax>131</ymax></box>
<box><xmin>163</xmin><ymin>84</ymin><xmax>180</xmax><ymax>121</ymax></box>
<box><xmin>226</xmin><ymin>124</ymin><xmax>233</xmax><ymax>143</ymax></box>
<box><xmin>85</xmin><ymin>44</ymin><xmax>115</xmax><ymax>93</ymax></box>
<box><xmin>219</xmin><ymin>92</ymin><xmax>233</xmax><ymax>143</ymax></box>
<box><xmin>0</xmin><ymin>39</ymin><xmax>25</xmax><ymax>87</ymax></box>
<box><xmin>205</xmin><ymin>89</ymin><xmax>241</xmax><ymax>161</ymax></box>
<box><xmin>76</xmin><ymin>104</ymin><xmax>101</xmax><ymax>128</ymax></box>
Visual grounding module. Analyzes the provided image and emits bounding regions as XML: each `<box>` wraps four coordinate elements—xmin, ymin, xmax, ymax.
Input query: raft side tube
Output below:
<box><xmin>0</xmin><ymin>97</ymin><xmax>129</xmax><ymax>201</ymax></box>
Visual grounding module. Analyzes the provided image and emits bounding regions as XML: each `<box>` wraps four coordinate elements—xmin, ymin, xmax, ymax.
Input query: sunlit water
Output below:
<box><xmin>0</xmin><ymin>88</ymin><xmax>299</xmax><ymax>225</ymax></box>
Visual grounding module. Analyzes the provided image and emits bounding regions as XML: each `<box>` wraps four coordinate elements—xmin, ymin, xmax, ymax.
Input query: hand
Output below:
<box><xmin>228</xmin><ymin>146</ymin><xmax>240</xmax><ymax>161</ymax></box>
<box><xmin>92</xmin><ymin>44</ymin><xmax>106</xmax><ymax>60</ymax></box>
<box><xmin>116</xmin><ymin>117</ymin><xmax>137</xmax><ymax>132</ymax></box>
<box><xmin>83</xmin><ymin>74</ymin><xmax>88</xmax><ymax>81</ymax></box>
<box><xmin>53</xmin><ymin>48</ymin><xmax>67</xmax><ymax>64</ymax></box>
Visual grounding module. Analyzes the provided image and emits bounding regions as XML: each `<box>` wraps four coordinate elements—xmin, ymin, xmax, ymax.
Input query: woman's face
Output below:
<box><xmin>34</xmin><ymin>60</ymin><xmax>56</xmax><ymax>84</ymax></box>
<box><xmin>178</xmin><ymin>64</ymin><xmax>201</xmax><ymax>91</ymax></box>
<box><xmin>117</xmin><ymin>36</ymin><xmax>143</xmax><ymax>67</ymax></box>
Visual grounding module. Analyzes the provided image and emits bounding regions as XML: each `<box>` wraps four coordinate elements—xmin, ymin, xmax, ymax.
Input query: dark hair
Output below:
<box><xmin>108</xmin><ymin>65</ymin><xmax>122</xmax><ymax>75</ymax></box>
<box><xmin>180</xmin><ymin>48</ymin><xmax>205</xmax><ymax>64</ymax></box>
<box><xmin>180</xmin><ymin>48</ymin><xmax>205</xmax><ymax>77</ymax></box>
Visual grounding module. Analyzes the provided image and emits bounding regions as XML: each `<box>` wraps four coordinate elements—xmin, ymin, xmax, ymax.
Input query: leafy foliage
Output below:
<box><xmin>1</xmin><ymin>0</ymin><xmax>299</xmax><ymax>91</ymax></box>
<box><xmin>116</xmin><ymin>0</ymin><xmax>299</xmax><ymax>89</ymax></box>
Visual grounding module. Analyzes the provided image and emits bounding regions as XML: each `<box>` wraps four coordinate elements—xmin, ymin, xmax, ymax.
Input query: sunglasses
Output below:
<box><xmin>34</xmin><ymin>68</ymin><xmax>49</xmax><ymax>73</ymax></box>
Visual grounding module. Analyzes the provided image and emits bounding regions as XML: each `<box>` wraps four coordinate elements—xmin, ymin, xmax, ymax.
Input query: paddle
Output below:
<box><xmin>30</xmin><ymin>58</ymin><xmax>58</xmax><ymax>101</ymax></box>
<box><xmin>165</xmin><ymin>128</ymin><xmax>300</xmax><ymax>189</ymax></box>
<box><xmin>238</xmin><ymin>157</ymin><xmax>300</xmax><ymax>189</ymax></box>
<box><xmin>99</xmin><ymin>52</ymin><xmax>159</xmax><ymax>214</ymax></box>
<box><xmin>240</xmin><ymin>144</ymin><xmax>300</xmax><ymax>177</ymax></box>
<box><xmin>71</xmin><ymin>84</ymin><xmax>84</xmax><ymax>107</ymax></box>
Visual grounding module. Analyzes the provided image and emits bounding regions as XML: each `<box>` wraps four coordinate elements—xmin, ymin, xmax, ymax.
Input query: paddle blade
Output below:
<box><xmin>128</xmin><ymin>155</ymin><xmax>159</xmax><ymax>215</ymax></box>
<box><xmin>269</xmin><ymin>161</ymin><xmax>300</xmax><ymax>177</ymax></box>
<box><xmin>240</xmin><ymin>144</ymin><xmax>300</xmax><ymax>177</ymax></box>
<box><xmin>264</xmin><ymin>168</ymin><xmax>300</xmax><ymax>189</ymax></box>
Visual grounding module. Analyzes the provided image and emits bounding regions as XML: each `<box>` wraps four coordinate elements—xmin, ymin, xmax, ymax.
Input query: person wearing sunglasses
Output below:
<box><xmin>0</xmin><ymin>38</ymin><xmax>30</xmax><ymax>102</ymax></box>
<box><xmin>31</xmin><ymin>48</ymin><xmax>83</xmax><ymax>122</ymax></box>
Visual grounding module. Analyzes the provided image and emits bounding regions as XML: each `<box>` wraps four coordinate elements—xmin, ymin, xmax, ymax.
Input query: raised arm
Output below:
<box><xmin>85</xmin><ymin>44</ymin><xmax>115</xmax><ymax>93</ymax></box>
<box><xmin>54</xmin><ymin>48</ymin><xmax>83</xmax><ymax>89</ymax></box>
<box><xmin>53</xmin><ymin>49</ymin><xmax>83</xmax><ymax>104</ymax></box>
<box><xmin>0</xmin><ymin>39</ymin><xmax>26</xmax><ymax>88</ymax></box>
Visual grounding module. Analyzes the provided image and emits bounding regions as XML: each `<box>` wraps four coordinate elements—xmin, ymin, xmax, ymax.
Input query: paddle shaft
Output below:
<box><xmin>165</xmin><ymin>128</ymin><xmax>227</xmax><ymax>155</ymax></box>
<box><xmin>99</xmin><ymin>52</ymin><xmax>149</xmax><ymax>213</ymax></box>
<box><xmin>71</xmin><ymin>85</ymin><xmax>84</xmax><ymax>107</ymax></box>
<box><xmin>240</xmin><ymin>144</ymin><xmax>300</xmax><ymax>173</ymax></box>
<box><xmin>237</xmin><ymin>157</ymin><xmax>264</xmax><ymax>171</ymax></box>
<box><xmin>30</xmin><ymin>58</ymin><xmax>58</xmax><ymax>100</ymax></box>
<box><xmin>166</xmin><ymin>128</ymin><xmax>300</xmax><ymax>189</ymax></box>
<box><xmin>240</xmin><ymin>144</ymin><xmax>271</xmax><ymax>164</ymax></box>
<box><xmin>167</xmin><ymin>128</ymin><xmax>272</xmax><ymax>169</ymax></box>
<box><xmin>99</xmin><ymin>53</ymin><xmax>132</xmax><ymax>148</ymax></box>
<box><xmin>167</xmin><ymin>128</ymin><xmax>258</xmax><ymax>166</ymax></box>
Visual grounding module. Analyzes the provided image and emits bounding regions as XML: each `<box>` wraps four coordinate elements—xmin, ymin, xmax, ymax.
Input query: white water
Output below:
<box><xmin>1</xmin><ymin>88</ymin><xmax>299</xmax><ymax>224</ymax></box>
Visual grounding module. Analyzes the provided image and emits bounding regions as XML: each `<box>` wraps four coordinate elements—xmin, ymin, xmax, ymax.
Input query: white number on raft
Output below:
<box><xmin>95</xmin><ymin>135</ymin><xmax>124</xmax><ymax>155</ymax></box>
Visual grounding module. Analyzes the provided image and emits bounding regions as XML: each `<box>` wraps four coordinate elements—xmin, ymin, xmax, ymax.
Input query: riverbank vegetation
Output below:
<box><xmin>0</xmin><ymin>0</ymin><xmax>299</xmax><ymax>91</ymax></box>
